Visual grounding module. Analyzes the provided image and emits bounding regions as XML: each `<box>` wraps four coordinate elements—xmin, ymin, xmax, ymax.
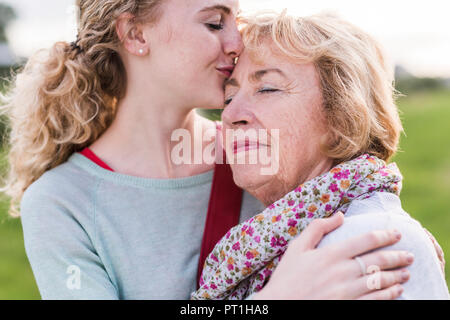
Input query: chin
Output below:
<box><xmin>231</xmin><ymin>164</ymin><xmax>272</xmax><ymax>194</ymax></box>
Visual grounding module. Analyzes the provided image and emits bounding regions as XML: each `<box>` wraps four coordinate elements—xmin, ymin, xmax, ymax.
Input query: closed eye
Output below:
<box><xmin>224</xmin><ymin>97</ymin><xmax>233</xmax><ymax>106</ymax></box>
<box><xmin>258</xmin><ymin>88</ymin><xmax>280</xmax><ymax>94</ymax></box>
<box><xmin>207</xmin><ymin>23</ymin><xmax>224</xmax><ymax>31</ymax></box>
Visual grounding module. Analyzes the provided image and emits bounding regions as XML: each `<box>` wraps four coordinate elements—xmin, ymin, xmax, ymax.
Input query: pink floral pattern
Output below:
<box><xmin>191</xmin><ymin>154</ymin><xmax>402</xmax><ymax>300</ymax></box>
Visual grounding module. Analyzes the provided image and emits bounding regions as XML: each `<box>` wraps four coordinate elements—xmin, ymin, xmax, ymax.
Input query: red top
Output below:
<box><xmin>80</xmin><ymin>148</ymin><xmax>114</xmax><ymax>172</ymax></box>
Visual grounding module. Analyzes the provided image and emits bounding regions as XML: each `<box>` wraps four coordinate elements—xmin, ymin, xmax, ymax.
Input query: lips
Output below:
<box><xmin>217</xmin><ymin>65</ymin><xmax>234</xmax><ymax>78</ymax></box>
<box><xmin>233</xmin><ymin>139</ymin><xmax>261</xmax><ymax>154</ymax></box>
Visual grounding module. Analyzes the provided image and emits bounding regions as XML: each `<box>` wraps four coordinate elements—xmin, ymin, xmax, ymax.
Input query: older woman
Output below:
<box><xmin>192</xmin><ymin>12</ymin><xmax>449</xmax><ymax>300</ymax></box>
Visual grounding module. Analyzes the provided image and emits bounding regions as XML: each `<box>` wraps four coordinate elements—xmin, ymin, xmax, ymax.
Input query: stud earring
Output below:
<box><xmin>139</xmin><ymin>49</ymin><xmax>144</xmax><ymax>55</ymax></box>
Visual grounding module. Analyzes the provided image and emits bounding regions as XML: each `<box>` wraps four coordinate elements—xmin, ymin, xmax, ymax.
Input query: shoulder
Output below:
<box><xmin>319</xmin><ymin>193</ymin><xmax>425</xmax><ymax>244</ymax></box>
<box><xmin>317</xmin><ymin>192</ymin><xmax>450</xmax><ymax>299</ymax></box>
<box><xmin>20</xmin><ymin>155</ymin><xmax>99</xmax><ymax>233</ymax></box>
<box><xmin>318</xmin><ymin>193</ymin><xmax>433</xmax><ymax>256</ymax></box>
<box><xmin>22</xmin><ymin>155</ymin><xmax>97</xmax><ymax>206</ymax></box>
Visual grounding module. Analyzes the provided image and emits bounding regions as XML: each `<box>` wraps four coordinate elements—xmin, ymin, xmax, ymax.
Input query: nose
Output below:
<box><xmin>222</xmin><ymin>96</ymin><xmax>255</xmax><ymax>129</ymax></box>
<box><xmin>223</xmin><ymin>28</ymin><xmax>244</xmax><ymax>59</ymax></box>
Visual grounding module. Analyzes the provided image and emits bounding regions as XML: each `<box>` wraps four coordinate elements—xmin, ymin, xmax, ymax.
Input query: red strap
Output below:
<box><xmin>197</xmin><ymin>160</ymin><xmax>243</xmax><ymax>288</ymax></box>
<box><xmin>80</xmin><ymin>148</ymin><xmax>115</xmax><ymax>172</ymax></box>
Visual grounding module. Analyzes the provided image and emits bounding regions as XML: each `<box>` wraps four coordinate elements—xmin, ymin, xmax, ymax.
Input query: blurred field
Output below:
<box><xmin>0</xmin><ymin>149</ymin><xmax>40</xmax><ymax>300</ymax></box>
<box><xmin>0</xmin><ymin>89</ymin><xmax>449</xmax><ymax>300</ymax></box>
<box><xmin>393</xmin><ymin>89</ymin><xmax>450</xmax><ymax>283</ymax></box>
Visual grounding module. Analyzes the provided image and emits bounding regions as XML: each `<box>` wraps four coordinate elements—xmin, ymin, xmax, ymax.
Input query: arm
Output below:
<box><xmin>20</xmin><ymin>188</ymin><xmax>119</xmax><ymax>300</ymax></box>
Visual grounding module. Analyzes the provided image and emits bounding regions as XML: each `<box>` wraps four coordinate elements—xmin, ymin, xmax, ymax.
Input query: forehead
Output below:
<box><xmin>230</xmin><ymin>46</ymin><xmax>319</xmax><ymax>88</ymax></box>
<box><xmin>183</xmin><ymin>0</ymin><xmax>240</xmax><ymax>15</ymax></box>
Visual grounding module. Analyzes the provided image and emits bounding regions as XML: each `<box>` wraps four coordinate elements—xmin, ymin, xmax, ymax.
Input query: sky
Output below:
<box><xmin>1</xmin><ymin>0</ymin><xmax>450</xmax><ymax>77</ymax></box>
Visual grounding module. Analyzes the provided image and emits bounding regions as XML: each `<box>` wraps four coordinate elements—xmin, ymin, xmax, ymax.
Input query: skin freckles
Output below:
<box><xmin>222</xmin><ymin>45</ymin><xmax>334</xmax><ymax>206</ymax></box>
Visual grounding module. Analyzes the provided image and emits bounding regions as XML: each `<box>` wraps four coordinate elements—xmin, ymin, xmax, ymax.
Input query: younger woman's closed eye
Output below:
<box><xmin>206</xmin><ymin>20</ymin><xmax>224</xmax><ymax>30</ymax></box>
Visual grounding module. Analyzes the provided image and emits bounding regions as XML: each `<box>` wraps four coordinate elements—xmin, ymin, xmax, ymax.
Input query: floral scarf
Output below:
<box><xmin>191</xmin><ymin>154</ymin><xmax>403</xmax><ymax>300</ymax></box>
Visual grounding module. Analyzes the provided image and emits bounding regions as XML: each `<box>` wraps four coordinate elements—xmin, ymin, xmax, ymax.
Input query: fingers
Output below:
<box><xmin>351</xmin><ymin>268</ymin><xmax>410</xmax><ymax>298</ymax></box>
<box><xmin>357</xmin><ymin>284</ymin><xmax>404</xmax><ymax>300</ymax></box>
<box><xmin>294</xmin><ymin>212</ymin><xmax>345</xmax><ymax>252</ymax></box>
<box><xmin>329</xmin><ymin>229</ymin><xmax>402</xmax><ymax>259</ymax></box>
<box><xmin>348</xmin><ymin>250</ymin><xmax>414</xmax><ymax>276</ymax></box>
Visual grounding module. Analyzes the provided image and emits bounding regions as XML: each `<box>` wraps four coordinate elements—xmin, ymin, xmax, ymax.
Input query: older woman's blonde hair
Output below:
<box><xmin>240</xmin><ymin>11</ymin><xmax>403</xmax><ymax>164</ymax></box>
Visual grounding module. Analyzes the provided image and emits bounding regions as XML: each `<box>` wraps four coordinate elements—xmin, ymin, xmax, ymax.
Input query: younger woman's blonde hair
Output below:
<box><xmin>1</xmin><ymin>0</ymin><xmax>164</xmax><ymax>216</ymax></box>
<box><xmin>240</xmin><ymin>11</ymin><xmax>403</xmax><ymax>164</ymax></box>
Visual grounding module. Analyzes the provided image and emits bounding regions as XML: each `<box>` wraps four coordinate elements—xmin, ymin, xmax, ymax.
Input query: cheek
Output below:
<box><xmin>177</xmin><ymin>28</ymin><xmax>221</xmax><ymax>66</ymax></box>
<box><xmin>285</xmin><ymin>94</ymin><xmax>326</xmax><ymax>146</ymax></box>
<box><xmin>285</xmin><ymin>115</ymin><xmax>325</xmax><ymax>155</ymax></box>
<box><xmin>265</xmin><ymin>100</ymin><xmax>325</xmax><ymax>167</ymax></box>
<box><xmin>197</xmin><ymin>39</ymin><xmax>222</xmax><ymax>68</ymax></box>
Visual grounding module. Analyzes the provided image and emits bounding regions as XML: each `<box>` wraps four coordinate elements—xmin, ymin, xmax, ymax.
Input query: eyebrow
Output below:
<box><xmin>250</xmin><ymin>69</ymin><xmax>286</xmax><ymax>82</ymax></box>
<box><xmin>224</xmin><ymin>78</ymin><xmax>239</xmax><ymax>89</ymax></box>
<box><xmin>199</xmin><ymin>5</ymin><xmax>232</xmax><ymax>15</ymax></box>
<box><xmin>224</xmin><ymin>68</ymin><xmax>287</xmax><ymax>89</ymax></box>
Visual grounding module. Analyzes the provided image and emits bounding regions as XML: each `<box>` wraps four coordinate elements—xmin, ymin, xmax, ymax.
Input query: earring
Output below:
<box><xmin>139</xmin><ymin>49</ymin><xmax>144</xmax><ymax>55</ymax></box>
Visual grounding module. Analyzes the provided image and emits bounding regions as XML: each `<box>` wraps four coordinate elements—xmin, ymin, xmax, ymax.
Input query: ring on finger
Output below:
<box><xmin>355</xmin><ymin>256</ymin><xmax>367</xmax><ymax>276</ymax></box>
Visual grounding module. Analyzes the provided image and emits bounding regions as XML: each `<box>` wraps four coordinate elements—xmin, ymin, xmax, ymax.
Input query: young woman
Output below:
<box><xmin>1</xmin><ymin>0</ymin><xmax>415</xmax><ymax>299</ymax></box>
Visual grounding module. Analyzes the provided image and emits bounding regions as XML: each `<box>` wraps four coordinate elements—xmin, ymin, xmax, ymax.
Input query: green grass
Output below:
<box><xmin>0</xmin><ymin>207</ymin><xmax>40</xmax><ymax>300</ymax></box>
<box><xmin>393</xmin><ymin>89</ymin><xmax>450</xmax><ymax>286</ymax></box>
<box><xmin>0</xmin><ymin>89</ymin><xmax>448</xmax><ymax>299</ymax></box>
<box><xmin>0</xmin><ymin>148</ymin><xmax>40</xmax><ymax>300</ymax></box>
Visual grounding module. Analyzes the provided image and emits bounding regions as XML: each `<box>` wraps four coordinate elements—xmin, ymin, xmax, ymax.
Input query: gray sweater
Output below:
<box><xmin>20</xmin><ymin>153</ymin><xmax>449</xmax><ymax>299</ymax></box>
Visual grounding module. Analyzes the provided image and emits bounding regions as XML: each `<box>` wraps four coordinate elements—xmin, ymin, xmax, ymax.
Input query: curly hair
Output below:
<box><xmin>239</xmin><ymin>11</ymin><xmax>403</xmax><ymax>165</ymax></box>
<box><xmin>0</xmin><ymin>0</ymin><xmax>164</xmax><ymax>216</ymax></box>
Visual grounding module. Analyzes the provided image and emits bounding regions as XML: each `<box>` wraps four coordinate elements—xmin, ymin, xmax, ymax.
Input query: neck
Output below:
<box><xmin>251</xmin><ymin>157</ymin><xmax>334</xmax><ymax>207</ymax></box>
<box><xmin>90</xmin><ymin>85</ymin><xmax>216</xmax><ymax>179</ymax></box>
